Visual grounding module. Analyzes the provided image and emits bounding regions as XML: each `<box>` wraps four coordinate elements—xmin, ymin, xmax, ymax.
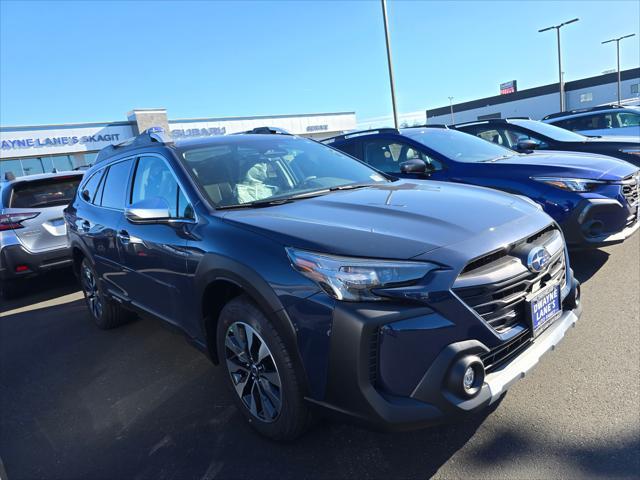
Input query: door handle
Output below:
<box><xmin>81</xmin><ymin>220</ymin><xmax>90</xmax><ymax>232</ymax></box>
<box><xmin>117</xmin><ymin>230</ymin><xmax>130</xmax><ymax>245</ymax></box>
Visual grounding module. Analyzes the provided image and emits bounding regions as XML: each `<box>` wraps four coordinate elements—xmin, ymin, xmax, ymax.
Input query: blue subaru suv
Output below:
<box><xmin>65</xmin><ymin>127</ymin><xmax>581</xmax><ymax>440</ymax></box>
<box><xmin>325</xmin><ymin>127</ymin><xmax>640</xmax><ymax>248</ymax></box>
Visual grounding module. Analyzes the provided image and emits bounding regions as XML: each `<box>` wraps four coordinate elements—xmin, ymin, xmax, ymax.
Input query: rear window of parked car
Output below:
<box><xmin>9</xmin><ymin>176</ymin><xmax>82</xmax><ymax>209</ymax></box>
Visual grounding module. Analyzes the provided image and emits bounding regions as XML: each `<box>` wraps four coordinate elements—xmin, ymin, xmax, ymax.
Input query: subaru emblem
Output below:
<box><xmin>527</xmin><ymin>246</ymin><xmax>551</xmax><ymax>273</ymax></box>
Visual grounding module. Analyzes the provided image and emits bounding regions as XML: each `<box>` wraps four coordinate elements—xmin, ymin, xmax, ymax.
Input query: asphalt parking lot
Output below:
<box><xmin>1</xmin><ymin>236</ymin><xmax>638</xmax><ymax>480</ymax></box>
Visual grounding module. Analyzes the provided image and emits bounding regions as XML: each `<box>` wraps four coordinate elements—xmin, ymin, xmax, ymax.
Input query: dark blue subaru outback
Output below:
<box><xmin>65</xmin><ymin>128</ymin><xmax>581</xmax><ymax>440</ymax></box>
<box><xmin>325</xmin><ymin>127</ymin><xmax>639</xmax><ymax>249</ymax></box>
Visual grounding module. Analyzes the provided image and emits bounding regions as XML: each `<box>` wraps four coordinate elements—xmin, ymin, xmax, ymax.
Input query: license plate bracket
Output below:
<box><xmin>527</xmin><ymin>283</ymin><xmax>561</xmax><ymax>335</ymax></box>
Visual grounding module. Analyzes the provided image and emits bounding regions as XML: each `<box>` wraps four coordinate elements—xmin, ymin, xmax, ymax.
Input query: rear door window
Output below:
<box><xmin>9</xmin><ymin>176</ymin><xmax>82</xmax><ymax>208</ymax></box>
<box><xmin>80</xmin><ymin>169</ymin><xmax>104</xmax><ymax>203</ymax></box>
<box><xmin>100</xmin><ymin>159</ymin><xmax>133</xmax><ymax>210</ymax></box>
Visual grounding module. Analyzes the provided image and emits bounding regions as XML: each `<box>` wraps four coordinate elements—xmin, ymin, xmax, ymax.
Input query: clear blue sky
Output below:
<box><xmin>1</xmin><ymin>0</ymin><xmax>639</xmax><ymax>126</ymax></box>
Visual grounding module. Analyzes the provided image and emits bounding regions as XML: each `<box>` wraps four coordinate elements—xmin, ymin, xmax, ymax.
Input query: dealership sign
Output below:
<box><xmin>500</xmin><ymin>80</ymin><xmax>518</xmax><ymax>95</ymax></box>
<box><xmin>0</xmin><ymin>124</ymin><xmax>135</xmax><ymax>158</ymax></box>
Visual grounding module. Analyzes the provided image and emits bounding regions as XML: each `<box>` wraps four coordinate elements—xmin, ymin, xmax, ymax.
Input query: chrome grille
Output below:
<box><xmin>621</xmin><ymin>174</ymin><xmax>639</xmax><ymax>208</ymax></box>
<box><xmin>453</xmin><ymin>226</ymin><xmax>566</xmax><ymax>334</ymax></box>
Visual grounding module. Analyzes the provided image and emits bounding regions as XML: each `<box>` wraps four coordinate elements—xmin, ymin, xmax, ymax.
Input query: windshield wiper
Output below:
<box><xmin>480</xmin><ymin>154</ymin><xmax>513</xmax><ymax>163</ymax></box>
<box><xmin>216</xmin><ymin>189</ymin><xmax>332</xmax><ymax>210</ymax></box>
<box><xmin>329</xmin><ymin>183</ymin><xmax>374</xmax><ymax>191</ymax></box>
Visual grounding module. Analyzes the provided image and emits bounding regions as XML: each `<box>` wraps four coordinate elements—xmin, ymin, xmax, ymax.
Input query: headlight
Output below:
<box><xmin>532</xmin><ymin>177</ymin><xmax>604</xmax><ymax>192</ymax></box>
<box><xmin>620</xmin><ymin>148</ymin><xmax>640</xmax><ymax>157</ymax></box>
<box><xmin>286</xmin><ymin>248</ymin><xmax>436</xmax><ymax>302</ymax></box>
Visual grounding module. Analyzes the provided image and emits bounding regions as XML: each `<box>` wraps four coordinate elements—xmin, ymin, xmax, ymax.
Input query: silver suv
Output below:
<box><xmin>543</xmin><ymin>105</ymin><xmax>640</xmax><ymax>138</ymax></box>
<box><xmin>0</xmin><ymin>171</ymin><xmax>84</xmax><ymax>298</ymax></box>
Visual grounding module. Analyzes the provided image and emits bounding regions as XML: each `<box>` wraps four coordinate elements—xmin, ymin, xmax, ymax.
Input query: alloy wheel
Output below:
<box><xmin>224</xmin><ymin>322</ymin><xmax>282</xmax><ymax>422</ymax></box>
<box><xmin>82</xmin><ymin>265</ymin><xmax>103</xmax><ymax>320</ymax></box>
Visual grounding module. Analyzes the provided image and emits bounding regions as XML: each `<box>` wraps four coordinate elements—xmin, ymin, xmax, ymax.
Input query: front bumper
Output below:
<box><xmin>561</xmin><ymin>198</ymin><xmax>639</xmax><ymax>248</ymax></box>
<box><xmin>0</xmin><ymin>244</ymin><xmax>72</xmax><ymax>281</ymax></box>
<box><xmin>308</xmin><ymin>279</ymin><xmax>581</xmax><ymax>431</ymax></box>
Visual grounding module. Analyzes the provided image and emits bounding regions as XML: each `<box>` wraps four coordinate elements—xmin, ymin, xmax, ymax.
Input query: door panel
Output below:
<box><xmin>117</xmin><ymin>222</ymin><xmax>188</xmax><ymax>322</ymax></box>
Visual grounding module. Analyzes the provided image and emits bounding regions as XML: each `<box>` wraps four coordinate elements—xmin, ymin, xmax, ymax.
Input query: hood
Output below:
<box><xmin>492</xmin><ymin>151</ymin><xmax>638</xmax><ymax>180</ymax></box>
<box><xmin>221</xmin><ymin>180</ymin><xmax>544</xmax><ymax>260</ymax></box>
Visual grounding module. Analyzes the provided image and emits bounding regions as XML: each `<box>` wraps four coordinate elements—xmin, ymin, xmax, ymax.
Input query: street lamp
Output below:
<box><xmin>381</xmin><ymin>0</ymin><xmax>399</xmax><ymax>129</ymax></box>
<box><xmin>602</xmin><ymin>33</ymin><xmax>636</xmax><ymax>104</ymax></box>
<box><xmin>539</xmin><ymin>18</ymin><xmax>579</xmax><ymax>112</ymax></box>
<box><xmin>448</xmin><ymin>97</ymin><xmax>455</xmax><ymax>124</ymax></box>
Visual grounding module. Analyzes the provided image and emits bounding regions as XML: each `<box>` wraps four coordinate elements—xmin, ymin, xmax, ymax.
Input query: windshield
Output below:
<box><xmin>404</xmin><ymin>128</ymin><xmax>515</xmax><ymax>163</ymax></box>
<box><xmin>178</xmin><ymin>135</ymin><xmax>389</xmax><ymax>208</ymax></box>
<box><xmin>510</xmin><ymin>119</ymin><xmax>587</xmax><ymax>141</ymax></box>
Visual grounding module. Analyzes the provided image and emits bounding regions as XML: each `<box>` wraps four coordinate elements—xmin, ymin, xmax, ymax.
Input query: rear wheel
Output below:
<box><xmin>80</xmin><ymin>258</ymin><xmax>132</xmax><ymax>329</ymax></box>
<box><xmin>217</xmin><ymin>295</ymin><xmax>312</xmax><ymax>440</ymax></box>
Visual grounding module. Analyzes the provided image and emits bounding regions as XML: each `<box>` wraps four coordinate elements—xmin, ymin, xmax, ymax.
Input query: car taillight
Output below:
<box><xmin>0</xmin><ymin>212</ymin><xmax>40</xmax><ymax>231</ymax></box>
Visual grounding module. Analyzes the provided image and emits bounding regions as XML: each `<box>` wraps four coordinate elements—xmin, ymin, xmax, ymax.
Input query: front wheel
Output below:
<box><xmin>80</xmin><ymin>258</ymin><xmax>132</xmax><ymax>329</ymax></box>
<box><xmin>217</xmin><ymin>295</ymin><xmax>312</xmax><ymax>440</ymax></box>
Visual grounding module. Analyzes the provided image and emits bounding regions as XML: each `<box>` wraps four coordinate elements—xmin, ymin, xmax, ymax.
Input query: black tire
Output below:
<box><xmin>217</xmin><ymin>294</ymin><xmax>312</xmax><ymax>441</ymax></box>
<box><xmin>0</xmin><ymin>279</ymin><xmax>21</xmax><ymax>300</ymax></box>
<box><xmin>80</xmin><ymin>258</ymin><xmax>132</xmax><ymax>329</ymax></box>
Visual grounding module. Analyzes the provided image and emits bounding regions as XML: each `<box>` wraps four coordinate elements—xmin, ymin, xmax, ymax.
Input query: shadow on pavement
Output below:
<box><xmin>469</xmin><ymin>425</ymin><xmax>639</xmax><ymax>478</ymax></box>
<box><xmin>1</xmin><ymin>296</ymin><xmax>497</xmax><ymax>480</ymax></box>
<box><xmin>0</xmin><ymin>268</ymin><xmax>79</xmax><ymax>314</ymax></box>
<box><xmin>569</xmin><ymin>248</ymin><xmax>610</xmax><ymax>284</ymax></box>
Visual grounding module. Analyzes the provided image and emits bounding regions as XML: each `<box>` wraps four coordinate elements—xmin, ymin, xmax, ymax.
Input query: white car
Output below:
<box><xmin>543</xmin><ymin>105</ymin><xmax>640</xmax><ymax>138</ymax></box>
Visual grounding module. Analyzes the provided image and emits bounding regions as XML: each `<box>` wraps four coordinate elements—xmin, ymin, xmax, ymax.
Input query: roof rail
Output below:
<box><xmin>542</xmin><ymin>104</ymin><xmax>627</xmax><ymax>120</ymax></box>
<box><xmin>322</xmin><ymin>127</ymin><xmax>399</xmax><ymax>144</ymax></box>
<box><xmin>452</xmin><ymin>117</ymin><xmax>530</xmax><ymax>128</ymax></box>
<box><xmin>234</xmin><ymin>126</ymin><xmax>292</xmax><ymax>135</ymax></box>
<box><xmin>95</xmin><ymin>126</ymin><xmax>173</xmax><ymax>164</ymax></box>
<box><xmin>403</xmin><ymin>124</ymin><xmax>449</xmax><ymax>129</ymax></box>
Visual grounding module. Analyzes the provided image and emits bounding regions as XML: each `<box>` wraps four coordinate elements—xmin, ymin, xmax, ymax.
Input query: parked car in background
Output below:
<box><xmin>1</xmin><ymin>171</ymin><xmax>84</xmax><ymax>298</ymax></box>
<box><xmin>66</xmin><ymin>127</ymin><xmax>581</xmax><ymax>440</ymax></box>
<box><xmin>324</xmin><ymin>127</ymin><xmax>640</xmax><ymax>249</ymax></box>
<box><xmin>542</xmin><ymin>105</ymin><xmax>640</xmax><ymax>138</ymax></box>
<box><xmin>453</xmin><ymin>118</ymin><xmax>640</xmax><ymax>166</ymax></box>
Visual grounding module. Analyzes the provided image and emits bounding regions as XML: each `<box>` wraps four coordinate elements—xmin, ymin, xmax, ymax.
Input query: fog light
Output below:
<box><xmin>463</xmin><ymin>366</ymin><xmax>475</xmax><ymax>391</ymax></box>
<box><xmin>446</xmin><ymin>355</ymin><xmax>485</xmax><ymax>399</ymax></box>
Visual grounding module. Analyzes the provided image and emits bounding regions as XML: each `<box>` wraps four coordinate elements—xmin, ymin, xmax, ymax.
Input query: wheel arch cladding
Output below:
<box><xmin>196</xmin><ymin>255</ymin><xmax>304</xmax><ymax>383</ymax></box>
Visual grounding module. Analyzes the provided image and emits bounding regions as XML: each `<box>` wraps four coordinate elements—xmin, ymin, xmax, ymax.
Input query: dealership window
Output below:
<box><xmin>0</xmin><ymin>151</ymin><xmax>99</xmax><ymax>179</ymax></box>
<box><xmin>579</xmin><ymin>92</ymin><xmax>593</xmax><ymax>103</ymax></box>
<box><xmin>0</xmin><ymin>159</ymin><xmax>24</xmax><ymax>178</ymax></box>
<box><xmin>631</xmin><ymin>84</ymin><xmax>639</xmax><ymax>95</ymax></box>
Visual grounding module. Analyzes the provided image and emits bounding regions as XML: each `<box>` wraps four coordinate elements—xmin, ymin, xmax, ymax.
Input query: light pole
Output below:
<box><xmin>602</xmin><ymin>33</ymin><xmax>636</xmax><ymax>104</ymax></box>
<box><xmin>448</xmin><ymin>97</ymin><xmax>455</xmax><ymax>124</ymax></box>
<box><xmin>381</xmin><ymin>0</ymin><xmax>399</xmax><ymax>129</ymax></box>
<box><xmin>539</xmin><ymin>18</ymin><xmax>579</xmax><ymax>112</ymax></box>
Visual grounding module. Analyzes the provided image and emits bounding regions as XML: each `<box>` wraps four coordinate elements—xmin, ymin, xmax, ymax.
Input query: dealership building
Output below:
<box><xmin>424</xmin><ymin>67</ymin><xmax>640</xmax><ymax>125</ymax></box>
<box><xmin>0</xmin><ymin>109</ymin><xmax>356</xmax><ymax>178</ymax></box>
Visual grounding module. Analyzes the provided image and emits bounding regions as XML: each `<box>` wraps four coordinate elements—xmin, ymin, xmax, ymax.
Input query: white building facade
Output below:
<box><xmin>1</xmin><ymin>110</ymin><xmax>356</xmax><ymax>178</ymax></box>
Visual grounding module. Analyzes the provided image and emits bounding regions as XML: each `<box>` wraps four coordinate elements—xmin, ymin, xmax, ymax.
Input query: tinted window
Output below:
<box><xmin>362</xmin><ymin>139</ymin><xmax>442</xmax><ymax>173</ymax></box>
<box><xmin>404</xmin><ymin>128</ymin><xmax>514</xmax><ymax>163</ymax></box>
<box><xmin>80</xmin><ymin>169</ymin><xmax>104</xmax><ymax>203</ymax></box>
<box><xmin>617</xmin><ymin>111</ymin><xmax>640</xmax><ymax>127</ymax></box>
<box><xmin>131</xmin><ymin>156</ymin><xmax>193</xmax><ymax>219</ymax></box>
<box><xmin>101</xmin><ymin>159</ymin><xmax>133</xmax><ymax>209</ymax></box>
<box><xmin>179</xmin><ymin>136</ymin><xmax>388</xmax><ymax>208</ymax></box>
<box><xmin>9</xmin><ymin>176</ymin><xmax>82</xmax><ymax>208</ymax></box>
<box><xmin>509</xmin><ymin>119</ymin><xmax>586</xmax><ymax>141</ymax></box>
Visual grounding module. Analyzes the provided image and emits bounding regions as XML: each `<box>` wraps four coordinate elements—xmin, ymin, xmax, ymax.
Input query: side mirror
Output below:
<box><xmin>516</xmin><ymin>139</ymin><xmax>540</xmax><ymax>151</ymax></box>
<box><xmin>399</xmin><ymin>159</ymin><xmax>428</xmax><ymax>174</ymax></box>
<box><xmin>81</xmin><ymin>189</ymin><xmax>91</xmax><ymax>202</ymax></box>
<box><xmin>125</xmin><ymin>198</ymin><xmax>171</xmax><ymax>223</ymax></box>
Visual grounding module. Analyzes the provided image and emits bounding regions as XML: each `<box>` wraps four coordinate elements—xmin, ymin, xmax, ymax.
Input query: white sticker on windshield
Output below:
<box><xmin>370</xmin><ymin>174</ymin><xmax>385</xmax><ymax>182</ymax></box>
